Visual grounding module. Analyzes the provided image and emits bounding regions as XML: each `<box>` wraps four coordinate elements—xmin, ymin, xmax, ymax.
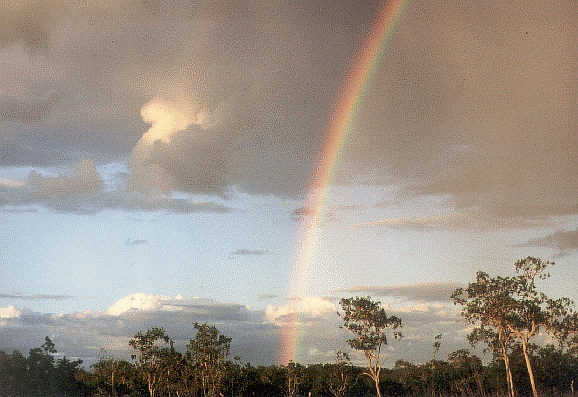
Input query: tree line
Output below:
<box><xmin>0</xmin><ymin>257</ymin><xmax>576</xmax><ymax>396</ymax></box>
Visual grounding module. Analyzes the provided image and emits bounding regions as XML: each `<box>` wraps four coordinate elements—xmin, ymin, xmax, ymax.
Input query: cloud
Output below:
<box><xmin>0</xmin><ymin>160</ymin><xmax>230</xmax><ymax>214</ymax></box>
<box><xmin>0</xmin><ymin>306</ymin><xmax>22</xmax><ymax>319</ymax></box>
<box><xmin>0</xmin><ymin>293</ymin><xmax>73</xmax><ymax>301</ymax></box>
<box><xmin>353</xmin><ymin>206</ymin><xmax>564</xmax><ymax>231</ymax></box>
<box><xmin>0</xmin><ymin>293</ymin><xmax>476</xmax><ymax>367</ymax></box>
<box><xmin>0</xmin><ymin>0</ymin><xmax>574</xmax><ymax>224</ymax></box>
<box><xmin>518</xmin><ymin>229</ymin><xmax>578</xmax><ymax>256</ymax></box>
<box><xmin>124</xmin><ymin>238</ymin><xmax>148</xmax><ymax>246</ymax></box>
<box><xmin>265</xmin><ymin>296</ymin><xmax>337</xmax><ymax>324</ymax></box>
<box><xmin>0</xmin><ymin>2</ymin><xmax>54</xmax><ymax>50</ymax></box>
<box><xmin>0</xmin><ymin>293</ymin><xmax>280</xmax><ymax>366</ymax></box>
<box><xmin>0</xmin><ymin>96</ymin><xmax>57</xmax><ymax>122</ymax></box>
<box><xmin>336</xmin><ymin>282</ymin><xmax>462</xmax><ymax>303</ymax></box>
<box><xmin>107</xmin><ymin>293</ymin><xmax>180</xmax><ymax>316</ymax></box>
<box><xmin>290</xmin><ymin>206</ymin><xmax>334</xmax><ymax>223</ymax></box>
<box><xmin>258</xmin><ymin>294</ymin><xmax>278</xmax><ymax>301</ymax></box>
<box><xmin>230</xmin><ymin>249</ymin><xmax>268</xmax><ymax>256</ymax></box>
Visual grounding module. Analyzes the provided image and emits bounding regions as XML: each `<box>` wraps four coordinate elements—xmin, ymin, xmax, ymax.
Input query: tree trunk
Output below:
<box><xmin>521</xmin><ymin>339</ymin><xmax>538</xmax><ymax>397</ymax></box>
<box><xmin>503</xmin><ymin>353</ymin><xmax>515</xmax><ymax>397</ymax></box>
<box><xmin>373</xmin><ymin>374</ymin><xmax>382</xmax><ymax>397</ymax></box>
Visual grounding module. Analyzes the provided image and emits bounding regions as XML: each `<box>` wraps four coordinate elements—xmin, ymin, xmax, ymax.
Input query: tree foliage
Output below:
<box><xmin>339</xmin><ymin>296</ymin><xmax>402</xmax><ymax>397</ymax></box>
<box><xmin>454</xmin><ymin>257</ymin><xmax>577</xmax><ymax>397</ymax></box>
<box><xmin>129</xmin><ymin>327</ymin><xmax>177</xmax><ymax>397</ymax></box>
<box><xmin>186</xmin><ymin>322</ymin><xmax>232</xmax><ymax>397</ymax></box>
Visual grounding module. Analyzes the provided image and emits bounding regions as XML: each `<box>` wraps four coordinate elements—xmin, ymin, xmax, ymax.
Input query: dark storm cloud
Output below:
<box><xmin>0</xmin><ymin>96</ymin><xmax>57</xmax><ymax>122</ymax></box>
<box><xmin>0</xmin><ymin>2</ymin><xmax>53</xmax><ymax>50</ymax></box>
<box><xmin>518</xmin><ymin>229</ymin><xmax>578</xmax><ymax>257</ymax></box>
<box><xmin>343</xmin><ymin>0</ymin><xmax>576</xmax><ymax>225</ymax></box>
<box><xmin>337</xmin><ymin>282</ymin><xmax>462</xmax><ymax>302</ymax></box>
<box><xmin>0</xmin><ymin>0</ymin><xmax>574</xmax><ymax>225</ymax></box>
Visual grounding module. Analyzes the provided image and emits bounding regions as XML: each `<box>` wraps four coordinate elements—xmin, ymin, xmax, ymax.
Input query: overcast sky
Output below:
<box><xmin>0</xmin><ymin>0</ymin><xmax>576</xmax><ymax>367</ymax></box>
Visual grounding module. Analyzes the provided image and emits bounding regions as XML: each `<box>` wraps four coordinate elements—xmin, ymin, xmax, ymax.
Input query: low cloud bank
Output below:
<box><xmin>0</xmin><ymin>291</ymin><xmax>466</xmax><ymax>367</ymax></box>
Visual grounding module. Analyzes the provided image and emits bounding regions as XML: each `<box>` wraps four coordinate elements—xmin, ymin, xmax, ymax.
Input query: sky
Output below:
<box><xmin>0</xmin><ymin>0</ymin><xmax>576</xmax><ymax>368</ymax></box>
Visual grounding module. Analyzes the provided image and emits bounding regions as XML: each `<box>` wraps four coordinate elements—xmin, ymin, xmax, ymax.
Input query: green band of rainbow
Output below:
<box><xmin>280</xmin><ymin>0</ymin><xmax>411</xmax><ymax>364</ymax></box>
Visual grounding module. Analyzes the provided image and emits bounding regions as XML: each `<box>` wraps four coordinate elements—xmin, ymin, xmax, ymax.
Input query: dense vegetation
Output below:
<box><xmin>0</xmin><ymin>339</ymin><xmax>576</xmax><ymax>396</ymax></box>
<box><xmin>0</xmin><ymin>257</ymin><xmax>576</xmax><ymax>396</ymax></box>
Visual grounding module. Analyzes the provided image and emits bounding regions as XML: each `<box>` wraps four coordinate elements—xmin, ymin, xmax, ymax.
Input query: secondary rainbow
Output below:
<box><xmin>280</xmin><ymin>0</ymin><xmax>411</xmax><ymax>364</ymax></box>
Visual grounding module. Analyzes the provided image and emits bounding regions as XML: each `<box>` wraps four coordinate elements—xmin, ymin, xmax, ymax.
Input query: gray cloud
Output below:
<box><xmin>337</xmin><ymin>282</ymin><xmax>462</xmax><ymax>303</ymax></box>
<box><xmin>0</xmin><ymin>159</ymin><xmax>230</xmax><ymax>214</ymax></box>
<box><xmin>0</xmin><ymin>0</ymin><xmax>574</xmax><ymax>225</ymax></box>
<box><xmin>124</xmin><ymin>238</ymin><xmax>148</xmax><ymax>246</ymax></box>
<box><xmin>258</xmin><ymin>294</ymin><xmax>278</xmax><ymax>301</ymax></box>
<box><xmin>230</xmin><ymin>249</ymin><xmax>268</xmax><ymax>256</ymax></box>
<box><xmin>0</xmin><ymin>96</ymin><xmax>58</xmax><ymax>122</ymax></box>
<box><xmin>0</xmin><ymin>2</ymin><xmax>53</xmax><ymax>51</ymax></box>
<box><xmin>0</xmin><ymin>293</ymin><xmax>73</xmax><ymax>301</ymax></box>
<box><xmin>352</xmin><ymin>209</ymin><xmax>559</xmax><ymax>231</ymax></box>
<box><xmin>290</xmin><ymin>206</ymin><xmax>335</xmax><ymax>223</ymax></box>
<box><xmin>518</xmin><ymin>229</ymin><xmax>578</xmax><ymax>257</ymax></box>
<box><xmin>0</xmin><ymin>295</ymin><xmax>471</xmax><ymax>367</ymax></box>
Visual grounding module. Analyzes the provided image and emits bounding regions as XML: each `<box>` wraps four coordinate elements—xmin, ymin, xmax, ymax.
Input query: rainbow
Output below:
<box><xmin>280</xmin><ymin>0</ymin><xmax>411</xmax><ymax>364</ymax></box>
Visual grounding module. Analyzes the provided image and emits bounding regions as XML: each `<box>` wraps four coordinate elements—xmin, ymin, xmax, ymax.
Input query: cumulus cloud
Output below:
<box><xmin>107</xmin><ymin>293</ymin><xmax>177</xmax><ymax>316</ymax></box>
<box><xmin>0</xmin><ymin>306</ymin><xmax>22</xmax><ymax>319</ymax></box>
<box><xmin>0</xmin><ymin>294</ymin><xmax>279</xmax><ymax>366</ymax></box>
<box><xmin>337</xmin><ymin>282</ymin><xmax>462</xmax><ymax>303</ymax></box>
<box><xmin>265</xmin><ymin>296</ymin><xmax>337</xmax><ymax>324</ymax></box>
<box><xmin>0</xmin><ymin>292</ymin><xmax>477</xmax><ymax>367</ymax></box>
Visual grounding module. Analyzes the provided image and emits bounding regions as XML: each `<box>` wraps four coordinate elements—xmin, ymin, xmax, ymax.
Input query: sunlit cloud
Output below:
<box><xmin>139</xmin><ymin>99</ymin><xmax>204</xmax><ymax>145</ymax></box>
<box><xmin>265</xmin><ymin>296</ymin><xmax>337</xmax><ymax>324</ymax></box>
<box><xmin>0</xmin><ymin>306</ymin><xmax>22</xmax><ymax>319</ymax></box>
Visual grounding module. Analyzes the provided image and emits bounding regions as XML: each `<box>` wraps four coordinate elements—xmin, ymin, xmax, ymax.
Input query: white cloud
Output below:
<box><xmin>107</xmin><ymin>293</ymin><xmax>183</xmax><ymax>316</ymax></box>
<box><xmin>0</xmin><ymin>305</ymin><xmax>22</xmax><ymax>319</ymax></box>
<box><xmin>139</xmin><ymin>98</ymin><xmax>206</xmax><ymax>145</ymax></box>
<box><xmin>301</xmin><ymin>296</ymin><xmax>337</xmax><ymax>317</ymax></box>
<box><xmin>265</xmin><ymin>303</ymin><xmax>296</xmax><ymax>324</ymax></box>
<box><xmin>265</xmin><ymin>296</ymin><xmax>336</xmax><ymax>324</ymax></box>
<box><xmin>0</xmin><ymin>294</ymin><xmax>485</xmax><ymax>366</ymax></box>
